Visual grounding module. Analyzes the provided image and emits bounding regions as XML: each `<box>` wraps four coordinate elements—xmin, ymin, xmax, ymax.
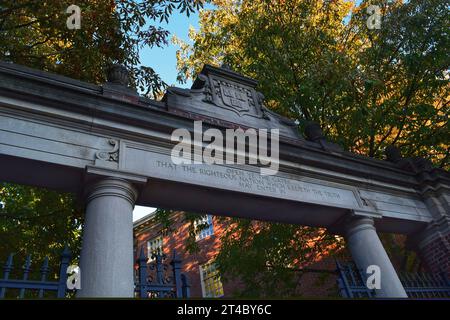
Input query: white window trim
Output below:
<box><xmin>199</xmin><ymin>262</ymin><xmax>224</xmax><ymax>298</ymax></box>
<box><xmin>199</xmin><ymin>264</ymin><xmax>207</xmax><ymax>298</ymax></box>
<box><xmin>194</xmin><ymin>215</ymin><xmax>214</xmax><ymax>241</ymax></box>
<box><xmin>147</xmin><ymin>235</ymin><xmax>163</xmax><ymax>261</ymax></box>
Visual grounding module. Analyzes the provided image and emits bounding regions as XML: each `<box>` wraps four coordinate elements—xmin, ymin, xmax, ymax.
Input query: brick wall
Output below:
<box><xmin>134</xmin><ymin>212</ymin><xmax>345</xmax><ymax>298</ymax></box>
<box><xmin>135</xmin><ymin>213</ymin><xmax>228</xmax><ymax>297</ymax></box>
<box><xmin>295</xmin><ymin>257</ymin><xmax>341</xmax><ymax>298</ymax></box>
<box><xmin>419</xmin><ymin>234</ymin><xmax>450</xmax><ymax>276</ymax></box>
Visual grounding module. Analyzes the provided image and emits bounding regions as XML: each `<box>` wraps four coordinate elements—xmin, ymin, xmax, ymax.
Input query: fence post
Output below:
<box><xmin>0</xmin><ymin>254</ymin><xmax>14</xmax><ymax>298</ymax></box>
<box><xmin>171</xmin><ymin>250</ymin><xmax>182</xmax><ymax>298</ymax></box>
<box><xmin>38</xmin><ymin>257</ymin><xmax>50</xmax><ymax>298</ymax></box>
<box><xmin>19</xmin><ymin>255</ymin><xmax>32</xmax><ymax>298</ymax></box>
<box><xmin>57</xmin><ymin>246</ymin><xmax>71</xmax><ymax>298</ymax></box>
<box><xmin>137</xmin><ymin>247</ymin><xmax>148</xmax><ymax>298</ymax></box>
<box><xmin>335</xmin><ymin>259</ymin><xmax>352</xmax><ymax>298</ymax></box>
<box><xmin>155</xmin><ymin>252</ymin><xmax>164</xmax><ymax>285</ymax></box>
<box><xmin>181</xmin><ymin>274</ymin><xmax>190</xmax><ymax>298</ymax></box>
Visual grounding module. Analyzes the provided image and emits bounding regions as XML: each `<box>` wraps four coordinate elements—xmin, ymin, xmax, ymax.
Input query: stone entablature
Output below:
<box><xmin>0</xmin><ymin>61</ymin><xmax>448</xmax><ymax>297</ymax></box>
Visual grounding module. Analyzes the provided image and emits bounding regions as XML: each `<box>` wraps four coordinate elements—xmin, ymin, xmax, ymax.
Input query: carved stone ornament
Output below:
<box><xmin>196</xmin><ymin>74</ymin><xmax>213</xmax><ymax>103</ymax></box>
<box><xmin>385</xmin><ymin>145</ymin><xmax>402</xmax><ymax>163</ymax></box>
<box><xmin>304</xmin><ymin>121</ymin><xmax>343</xmax><ymax>152</ymax></box>
<box><xmin>102</xmin><ymin>64</ymin><xmax>139</xmax><ymax>102</ymax></box>
<box><xmin>106</xmin><ymin>64</ymin><xmax>129</xmax><ymax>86</ymax></box>
<box><xmin>384</xmin><ymin>145</ymin><xmax>434</xmax><ymax>173</ymax></box>
<box><xmin>304</xmin><ymin>122</ymin><xmax>324</xmax><ymax>142</ymax></box>
<box><xmin>96</xmin><ymin>139</ymin><xmax>119</xmax><ymax>162</ymax></box>
<box><xmin>213</xmin><ymin>78</ymin><xmax>256</xmax><ymax>116</ymax></box>
<box><xmin>163</xmin><ymin>64</ymin><xmax>302</xmax><ymax>141</ymax></box>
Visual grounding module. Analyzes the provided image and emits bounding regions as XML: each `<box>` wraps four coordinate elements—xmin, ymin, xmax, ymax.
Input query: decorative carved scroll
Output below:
<box><xmin>96</xmin><ymin>139</ymin><xmax>119</xmax><ymax>162</ymax></box>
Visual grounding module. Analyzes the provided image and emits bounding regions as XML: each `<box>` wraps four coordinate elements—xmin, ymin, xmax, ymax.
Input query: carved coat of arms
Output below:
<box><xmin>216</xmin><ymin>81</ymin><xmax>253</xmax><ymax>115</ymax></box>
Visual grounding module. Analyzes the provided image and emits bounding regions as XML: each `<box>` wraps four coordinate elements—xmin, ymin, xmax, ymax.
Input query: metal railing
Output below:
<box><xmin>0</xmin><ymin>247</ymin><xmax>71</xmax><ymax>298</ymax></box>
<box><xmin>1</xmin><ymin>247</ymin><xmax>190</xmax><ymax>299</ymax></box>
<box><xmin>135</xmin><ymin>247</ymin><xmax>190</xmax><ymax>298</ymax></box>
<box><xmin>336</xmin><ymin>260</ymin><xmax>450</xmax><ymax>298</ymax></box>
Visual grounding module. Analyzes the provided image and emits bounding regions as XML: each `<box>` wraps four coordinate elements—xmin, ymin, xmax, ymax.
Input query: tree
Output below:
<box><xmin>173</xmin><ymin>0</ymin><xmax>449</xmax><ymax>296</ymax></box>
<box><xmin>214</xmin><ymin>217</ymin><xmax>344</xmax><ymax>298</ymax></box>
<box><xmin>175</xmin><ymin>0</ymin><xmax>449</xmax><ymax>164</ymax></box>
<box><xmin>0</xmin><ymin>0</ymin><xmax>204</xmax><ymax>270</ymax></box>
<box><xmin>0</xmin><ymin>0</ymin><xmax>205</xmax><ymax>97</ymax></box>
<box><xmin>0</xmin><ymin>184</ymin><xmax>82</xmax><ymax>274</ymax></box>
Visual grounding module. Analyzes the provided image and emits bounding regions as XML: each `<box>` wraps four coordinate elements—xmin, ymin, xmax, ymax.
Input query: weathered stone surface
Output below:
<box><xmin>164</xmin><ymin>64</ymin><xmax>301</xmax><ymax>141</ymax></box>
<box><xmin>0</xmin><ymin>60</ymin><xmax>444</xmax><ymax>234</ymax></box>
<box><xmin>345</xmin><ymin>216</ymin><xmax>408</xmax><ymax>298</ymax></box>
<box><xmin>1</xmin><ymin>61</ymin><xmax>448</xmax><ymax>298</ymax></box>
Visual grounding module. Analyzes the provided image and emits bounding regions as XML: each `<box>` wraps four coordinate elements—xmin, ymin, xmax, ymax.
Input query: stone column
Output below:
<box><xmin>77</xmin><ymin>177</ymin><xmax>138</xmax><ymax>298</ymax></box>
<box><xmin>345</xmin><ymin>216</ymin><xmax>408</xmax><ymax>298</ymax></box>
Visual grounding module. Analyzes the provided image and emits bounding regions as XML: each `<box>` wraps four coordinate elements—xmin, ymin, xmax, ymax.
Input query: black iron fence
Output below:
<box><xmin>135</xmin><ymin>247</ymin><xmax>190</xmax><ymax>298</ymax></box>
<box><xmin>7</xmin><ymin>250</ymin><xmax>447</xmax><ymax>299</ymax></box>
<box><xmin>336</xmin><ymin>260</ymin><xmax>450</xmax><ymax>298</ymax></box>
<box><xmin>0</xmin><ymin>247</ymin><xmax>190</xmax><ymax>299</ymax></box>
<box><xmin>0</xmin><ymin>247</ymin><xmax>71</xmax><ymax>298</ymax></box>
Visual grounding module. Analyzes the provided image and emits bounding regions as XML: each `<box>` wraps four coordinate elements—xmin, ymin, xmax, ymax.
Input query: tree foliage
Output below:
<box><xmin>214</xmin><ymin>217</ymin><xmax>344</xmax><ymax>298</ymax></box>
<box><xmin>0</xmin><ymin>0</ymin><xmax>204</xmax><ymax>268</ymax></box>
<box><xmin>173</xmin><ymin>0</ymin><xmax>449</xmax><ymax>296</ymax></box>
<box><xmin>0</xmin><ymin>0</ymin><xmax>205</xmax><ymax>96</ymax></box>
<box><xmin>0</xmin><ymin>183</ymin><xmax>82</xmax><ymax>274</ymax></box>
<box><xmin>175</xmin><ymin>0</ymin><xmax>449</xmax><ymax>163</ymax></box>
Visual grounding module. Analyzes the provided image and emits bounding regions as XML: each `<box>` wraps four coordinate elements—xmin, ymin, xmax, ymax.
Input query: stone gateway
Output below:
<box><xmin>0</xmin><ymin>62</ymin><xmax>448</xmax><ymax>298</ymax></box>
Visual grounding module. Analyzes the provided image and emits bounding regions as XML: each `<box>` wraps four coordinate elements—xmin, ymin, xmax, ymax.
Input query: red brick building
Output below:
<box><xmin>133</xmin><ymin>211</ymin><xmax>340</xmax><ymax>298</ymax></box>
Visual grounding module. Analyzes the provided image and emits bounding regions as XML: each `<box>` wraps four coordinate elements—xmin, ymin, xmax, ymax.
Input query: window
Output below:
<box><xmin>194</xmin><ymin>215</ymin><xmax>214</xmax><ymax>241</ymax></box>
<box><xmin>199</xmin><ymin>262</ymin><xmax>224</xmax><ymax>298</ymax></box>
<box><xmin>147</xmin><ymin>235</ymin><xmax>163</xmax><ymax>261</ymax></box>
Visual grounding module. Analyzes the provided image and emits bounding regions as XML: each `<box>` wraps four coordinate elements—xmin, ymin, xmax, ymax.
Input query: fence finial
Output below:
<box><xmin>138</xmin><ymin>246</ymin><xmax>147</xmax><ymax>262</ymax></box>
<box><xmin>57</xmin><ymin>245</ymin><xmax>71</xmax><ymax>298</ymax></box>
<box><xmin>172</xmin><ymin>249</ymin><xmax>181</xmax><ymax>263</ymax></box>
<box><xmin>61</xmin><ymin>245</ymin><xmax>71</xmax><ymax>258</ymax></box>
<box><xmin>4</xmin><ymin>253</ymin><xmax>14</xmax><ymax>272</ymax></box>
<box><xmin>19</xmin><ymin>254</ymin><xmax>32</xmax><ymax>298</ymax></box>
<box><xmin>38</xmin><ymin>256</ymin><xmax>50</xmax><ymax>298</ymax></box>
<box><xmin>0</xmin><ymin>253</ymin><xmax>14</xmax><ymax>298</ymax></box>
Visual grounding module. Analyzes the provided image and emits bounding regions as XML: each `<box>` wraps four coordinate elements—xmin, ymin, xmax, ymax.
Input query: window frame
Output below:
<box><xmin>199</xmin><ymin>262</ymin><xmax>224</xmax><ymax>298</ymax></box>
<box><xmin>147</xmin><ymin>234</ymin><xmax>163</xmax><ymax>261</ymax></box>
<box><xmin>194</xmin><ymin>214</ymin><xmax>214</xmax><ymax>241</ymax></box>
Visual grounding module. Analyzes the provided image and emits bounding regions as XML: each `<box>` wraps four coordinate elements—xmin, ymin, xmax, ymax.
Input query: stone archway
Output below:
<box><xmin>0</xmin><ymin>61</ymin><xmax>448</xmax><ymax>297</ymax></box>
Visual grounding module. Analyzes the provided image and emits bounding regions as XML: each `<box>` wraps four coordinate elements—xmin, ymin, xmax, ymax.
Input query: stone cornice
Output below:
<box><xmin>0</xmin><ymin>61</ymin><xmax>446</xmax><ymax>196</ymax></box>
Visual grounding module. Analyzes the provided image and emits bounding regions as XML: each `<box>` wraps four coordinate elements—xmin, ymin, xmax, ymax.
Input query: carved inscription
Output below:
<box><xmin>155</xmin><ymin>160</ymin><xmax>348</xmax><ymax>206</ymax></box>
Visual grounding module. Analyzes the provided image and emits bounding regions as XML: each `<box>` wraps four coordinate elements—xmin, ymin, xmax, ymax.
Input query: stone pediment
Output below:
<box><xmin>163</xmin><ymin>64</ymin><xmax>302</xmax><ymax>141</ymax></box>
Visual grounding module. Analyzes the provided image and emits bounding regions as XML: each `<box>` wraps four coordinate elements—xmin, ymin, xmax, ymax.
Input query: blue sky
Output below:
<box><xmin>139</xmin><ymin>4</ymin><xmax>215</xmax><ymax>89</ymax></box>
<box><xmin>133</xmin><ymin>6</ymin><xmax>209</xmax><ymax>221</ymax></box>
<box><xmin>132</xmin><ymin>1</ymin><xmax>365</xmax><ymax>221</ymax></box>
<box><xmin>139</xmin><ymin>0</ymin><xmax>363</xmax><ymax>90</ymax></box>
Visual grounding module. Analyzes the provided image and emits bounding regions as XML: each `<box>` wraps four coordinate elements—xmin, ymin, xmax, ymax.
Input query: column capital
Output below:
<box><xmin>328</xmin><ymin>210</ymin><xmax>378</xmax><ymax>236</ymax></box>
<box><xmin>82</xmin><ymin>165</ymin><xmax>148</xmax><ymax>205</ymax></box>
<box><xmin>85</xmin><ymin>165</ymin><xmax>148</xmax><ymax>184</ymax></box>
<box><xmin>84</xmin><ymin>177</ymin><xmax>139</xmax><ymax>205</ymax></box>
<box><xmin>344</xmin><ymin>216</ymin><xmax>376</xmax><ymax>239</ymax></box>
